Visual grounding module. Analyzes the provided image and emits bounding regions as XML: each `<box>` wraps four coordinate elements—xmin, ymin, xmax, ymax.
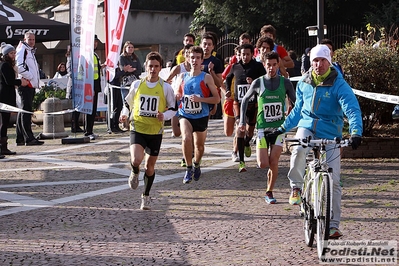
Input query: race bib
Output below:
<box><xmin>139</xmin><ymin>94</ymin><xmax>160</xmax><ymax>117</ymax></box>
<box><xmin>183</xmin><ymin>94</ymin><xmax>202</xmax><ymax>114</ymax></box>
<box><xmin>237</xmin><ymin>84</ymin><xmax>250</xmax><ymax>101</ymax></box>
<box><xmin>263</xmin><ymin>102</ymin><xmax>283</xmax><ymax>122</ymax></box>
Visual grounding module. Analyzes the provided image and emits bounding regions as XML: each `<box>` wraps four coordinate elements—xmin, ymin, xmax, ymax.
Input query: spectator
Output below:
<box><xmin>119</xmin><ymin>41</ymin><xmax>142</xmax><ymax>130</ymax></box>
<box><xmin>107</xmin><ymin>64</ymin><xmax>130</xmax><ymax>133</ymax></box>
<box><xmin>53</xmin><ymin>62</ymin><xmax>68</xmax><ymax>78</ymax></box>
<box><xmin>15</xmin><ymin>31</ymin><xmax>44</xmax><ymax>146</ymax></box>
<box><xmin>65</xmin><ymin>45</ymin><xmax>83</xmax><ymax>133</ymax></box>
<box><xmin>83</xmin><ymin>34</ymin><xmax>102</xmax><ymax>140</ymax></box>
<box><xmin>119</xmin><ymin>41</ymin><xmax>142</xmax><ymax>89</ymax></box>
<box><xmin>0</xmin><ymin>42</ymin><xmax>29</xmax><ymax>156</ymax></box>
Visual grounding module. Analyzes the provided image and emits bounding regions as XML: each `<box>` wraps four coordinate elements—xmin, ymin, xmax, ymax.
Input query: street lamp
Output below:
<box><xmin>306</xmin><ymin>0</ymin><xmax>326</xmax><ymax>44</ymax></box>
<box><xmin>306</xmin><ymin>25</ymin><xmax>327</xmax><ymax>37</ymax></box>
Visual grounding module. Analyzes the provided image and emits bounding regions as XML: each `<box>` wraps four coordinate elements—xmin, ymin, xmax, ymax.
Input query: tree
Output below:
<box><xmin>191</xmin><ymin>0</ymin><xmax>315</xmax><ymax>37</ymax></box>
<box><xmin>190</xmin><ymin>0</ymin><xmax>397</xmax><ymax>43</ymax></box>
<box><xmin>13</xmin><ymin>0</ymin><xmax>61</xmax><ymax>12</ymax></box>
<box><xmin>365</xmin><ymin>0</ymin><xmax>399</xmax><ymax>34</ymax></box>
<box><xmin>334</xmin><ymin>26</ymin><xmax>399</xmax><ymax>136</ymax></box>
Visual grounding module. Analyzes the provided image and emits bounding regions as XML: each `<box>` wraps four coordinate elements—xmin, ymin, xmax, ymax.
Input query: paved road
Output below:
<box><xmin>0</xmin><ymin>120</ymin><xmax>397</xmax><ymax>265</ymax></box>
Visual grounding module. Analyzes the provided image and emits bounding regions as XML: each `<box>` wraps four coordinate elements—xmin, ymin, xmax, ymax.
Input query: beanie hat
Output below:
<box><xmin>1</xmin><ymin>42</ymin><xmax>15</xmax><ymax>55</ymax></box>
<box><xmin>310</xmin><ymin>44</ymin><xmax>331</xmax><ymax>65</ymax></box>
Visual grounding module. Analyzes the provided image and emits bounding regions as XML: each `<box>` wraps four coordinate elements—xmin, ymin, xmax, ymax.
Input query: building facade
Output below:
<box><xmin>41</xmin><ymin>2</ymin><xmax>194</xmax><ymax>78</ymax></box>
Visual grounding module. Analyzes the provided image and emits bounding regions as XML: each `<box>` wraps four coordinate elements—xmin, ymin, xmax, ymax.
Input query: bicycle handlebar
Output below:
<box><xmin>285</xmin><ymin>136</ymin><xmax>351</xmax><ymax>148</ymax></box>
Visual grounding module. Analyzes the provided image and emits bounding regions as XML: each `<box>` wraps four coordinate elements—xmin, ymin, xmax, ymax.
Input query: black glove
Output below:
<box><xmin>266</xmin><ymin>128</ymin><xmax>285</xmax><ymax>138</ymax></box>
<box><xmin>350</xmin><ymin>135</ymin><xmax>362</xmax><ymax>150</ymax></box>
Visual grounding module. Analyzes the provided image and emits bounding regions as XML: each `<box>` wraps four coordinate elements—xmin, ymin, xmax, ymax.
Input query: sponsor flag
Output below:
<box><xmin>70</xmin><ymin>0</ymin><xmax>98</xmax><ymax>114</ymax></box>
<box><xmin>104</xmin><ymin>0</ymin><xmax>131</xmax><ymax>82</ymax></box>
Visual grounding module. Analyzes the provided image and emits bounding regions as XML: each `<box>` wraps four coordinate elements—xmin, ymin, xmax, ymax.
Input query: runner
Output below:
<box><xmin>225</xmin><ymin>43</ymin><xmax>266</xmax><ymax>172</ymax></box>
<box><xmin>200</xmin><ymin>31</ymin><xmax>223</xmax><ymax>117</ymax></box>
<box><xmin>119</xmin><ymin>52</ymin><xmax>176</xmax><ymax>210</ymax></box>
<box><xmin>221</xmin><ymin>47</ymin><xmax>240</xmax><ymax>162</ymax></box>
<box><xmin>176</xmin><ymin>46</ymin><xmax>220</xmax><ymax>184</ymax></box>
<box><xmin>166</xmin><ymin>44</ymin><xmax>193</xmax><ymax>167</ymax></box>
<box><xmin>239</xmin><ymin>51</ymin><xmax>295</xmax><ymax>203</ymax></box>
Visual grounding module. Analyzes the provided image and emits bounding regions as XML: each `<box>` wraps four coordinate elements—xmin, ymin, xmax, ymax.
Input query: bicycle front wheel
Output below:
<box><xmin>317</xmin><ymin>173</ymin><xmax>331</xmax><ymax>258</ymax></box>
<box><xmin>302</xmin><ymin>175</ymin><xmax>315</xmax><ymax>247</ymax></box>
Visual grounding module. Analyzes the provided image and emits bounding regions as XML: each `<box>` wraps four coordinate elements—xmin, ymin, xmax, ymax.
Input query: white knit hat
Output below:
<box><xmin>1</xmin><ymin>42</ymin><xmax>15</xmax><ymax>55</ymax></box>
<box><xmin>310</xmin><ymin>44</ymin><xmax>331</xmax><ymax>65</ymax></box>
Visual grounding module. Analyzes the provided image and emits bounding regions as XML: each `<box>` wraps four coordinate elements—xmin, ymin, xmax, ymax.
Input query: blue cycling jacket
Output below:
<box><xmin>281</xmin><ymin>67</ymin><xmax>363</xmax><ymax>138</ymax></box>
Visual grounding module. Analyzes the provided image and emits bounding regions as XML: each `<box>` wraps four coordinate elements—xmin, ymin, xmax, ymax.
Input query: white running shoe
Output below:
<box><xmin>128</xmin><ymin>170</ymin><xmax>139</xmax><ymax>189</ymax></box>
<box><xmin>231</xmin><ymin>152</ymin><xmax>239</xmax><ymax>162</ymax></box>
<box><xmin>140</xmin><ymin>195</ymin><xmax>151</xmax><ymax>210</ymax></box>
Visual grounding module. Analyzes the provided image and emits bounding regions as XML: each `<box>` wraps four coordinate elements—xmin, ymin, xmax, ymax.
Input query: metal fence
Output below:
<box><xmin>217</xmin><ymin>24</ymin><xmax>361</xmax><ymax>61</ymax></box>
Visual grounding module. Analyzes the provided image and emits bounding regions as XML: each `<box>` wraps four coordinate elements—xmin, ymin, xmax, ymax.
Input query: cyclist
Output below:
<box><xmin>239</xmin><ymin>51</ymin><xmax>295</xmax><ymax>204</ymax></box>
<box><xmin>269</xmin><ymin>44</ymin><xmax>362</xmax><ymax>238</ymax></box>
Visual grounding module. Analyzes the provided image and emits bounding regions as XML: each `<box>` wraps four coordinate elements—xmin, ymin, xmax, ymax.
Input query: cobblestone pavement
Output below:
<box><xmin>0</xmin><ymin>120</ymin><xmax>397</xmax><ymax>265</ymax></box>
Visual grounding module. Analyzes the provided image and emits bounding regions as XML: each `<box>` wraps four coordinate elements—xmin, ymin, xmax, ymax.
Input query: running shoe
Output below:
<box><xmin>180</xmin><ymin>158</ymin><xmax>186</xmax><ymax>167</ymax></box>
<box><xmin>289</xmin><ymin>187</ymin><xmax>301</xmax><ymax>205</ymax></box>
<box><xmin>128</xmin><ymin>170</ymin><xmax>139</xmax><ymax>190</ymax></box>
<box><xmin>244</xmin><ymin>145</ymin><xmax>251</xmax><ymax>157</ymax></box>
<box><xmin>231</xmin><ymin>152</ymin><xmax>239</xmax><ymax>162</ymax></box>
<box><xmin>183</xmin><ymin>169</ymin><xmax>193</xmax><ymax>184</ymax></box>
<box><xmin>329</xmin><ymin>227</ymin><xmax>343</xmax><ymax>239</ymax></box>
<box><xmin>265</xmin><ymin>191</ymin><xmax>277</xmax><ymax>204</ymax></box>
<box><xmin>194</xmin><ymin>165</ymin><xmax>201</xmax><ymax>181</ymax></box>
<box><xmin>238</xmin><ymin>161</ymin><xmax>247</xmax><ymax>173</ymax></box>
<box><xmin>140</xmin><ymin>194</ymin><xmax>151</xmax><ymax>210</ymax></box>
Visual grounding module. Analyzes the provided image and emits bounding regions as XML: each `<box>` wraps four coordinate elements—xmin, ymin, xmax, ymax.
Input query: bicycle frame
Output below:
<box><xmin>308</xmin><ymin>143</ymin><xmax>333</xmax><ymax>226</ymax></box>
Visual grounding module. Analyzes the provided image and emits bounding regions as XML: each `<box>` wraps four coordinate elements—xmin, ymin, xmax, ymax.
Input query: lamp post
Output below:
<box><xmin>317</xmin><ymin>0</ymin><xmax>324</xmax><ymax>44</ymax></box>
<box><xmin>306</xmin><ymin>0</ymin><xmax>326</xmax><ymax>43</ymax></box>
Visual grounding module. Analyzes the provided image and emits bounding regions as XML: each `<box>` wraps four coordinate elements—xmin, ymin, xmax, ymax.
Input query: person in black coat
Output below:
<box><xmin>0</xmin><ymin>42</ymin><xmax>29</xmax><ymax>157</ymax></box>
<box><xmin>107</xmin><ymin>65</ymin><xmax>131</xmax><ymax>133</ymax></box>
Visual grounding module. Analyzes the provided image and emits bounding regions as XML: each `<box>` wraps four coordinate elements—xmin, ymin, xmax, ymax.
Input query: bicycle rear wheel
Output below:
<box><xmin>317</xmin><ymin>173</ymin><xmax>331</xmax><ymax>258</ymax></box>
<box><xmin>302</xmin><ymin>176</ymin><xmax>315</xmax><ymax>247</ymax></box>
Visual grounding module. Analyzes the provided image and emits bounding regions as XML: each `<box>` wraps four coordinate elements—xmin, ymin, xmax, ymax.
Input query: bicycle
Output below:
<box><xmin>285</xmin><ymin>136</ymin><xmax>351</xmax><ymax>259</ymax></box>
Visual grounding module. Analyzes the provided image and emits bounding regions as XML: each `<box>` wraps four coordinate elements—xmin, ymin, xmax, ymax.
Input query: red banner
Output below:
<box><xmin>104</xmin><ymin>0</ymin><xmax>131</xmax><ymax>82</ymax></box>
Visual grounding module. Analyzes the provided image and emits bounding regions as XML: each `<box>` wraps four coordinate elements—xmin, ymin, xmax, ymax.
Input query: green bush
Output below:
<box><xmin>334</xmin><ymin>27</ymin><xmax>399</xmax><ymax>136</ymax></box>
<box><xmin>33</xmin><ymin>85</ymin><xmax>66</xmax><ymax>111</ymax></box>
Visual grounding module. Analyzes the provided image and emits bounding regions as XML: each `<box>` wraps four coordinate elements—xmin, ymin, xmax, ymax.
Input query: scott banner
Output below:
<box><xmin>104</xmin><ymin>0</ymin><xmax>131</xmax><ymax>82</ymax></box>
<box><xmin>70</xmin><ymin>0</ymin><xmax>98</xmax><ymax>114</ymax></box>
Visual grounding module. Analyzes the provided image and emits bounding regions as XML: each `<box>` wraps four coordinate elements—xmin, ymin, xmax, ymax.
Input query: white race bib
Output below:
<box><xmin>183</xmin><ymin>94</ymin><xmax>202</xmax><ymax>114</ymax></box>
<box><xmin>263</xmin><ymin>102</ymin><xmax>283</xmax><ymax>122</ymax></box>
<box><xmin>139</xmin><ymin>94</ymin><xmax>160</xmax><ymax>117</ymax></box>
<box><xmin>237</xmin><ymin>84</ymin><xmax>250</xmax><ymax>101</ymax></box>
